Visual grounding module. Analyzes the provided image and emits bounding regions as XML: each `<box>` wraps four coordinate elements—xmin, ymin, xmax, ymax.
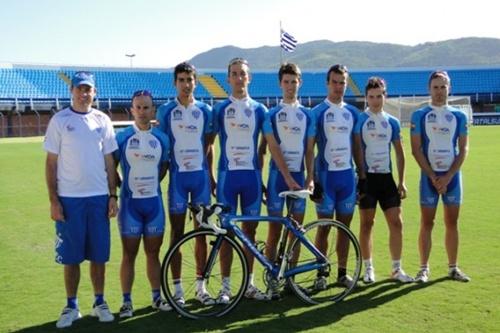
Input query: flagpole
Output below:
<box><xmin>279</xmin><ymin>20</ymin><xmax>283</xmax><ymax>65</ymax></box>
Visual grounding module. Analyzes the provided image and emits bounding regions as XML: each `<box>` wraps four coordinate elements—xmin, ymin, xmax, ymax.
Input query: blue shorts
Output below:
<box><xmin>55</xmin><ymin>195</ymin><xmax>110</xmax><ymax>265</ymax></box>
<box><xmin>420</xmin><ymin>171</ymin><xmax>462</xmax><ymax>207</ymax></box>
<box><xmin>118</xmin><ymin>196</ymin><xmax>165</xmax><ymax>237</ymax></box>
<box><xmin>266</xmin><ymin>169</ymin><xmax>305</xmax><ymax>215</ymax></box>
<box><xmin>168</xmin><ymin>170</ymin><xmax>211</xmax><ymax>214</ymax></box>
<box><xmin>315</xmin><ymin>169</ymin><xmax>356</xmax><ymax>216</ymax></box>
<box><xmin>217</xmin><ymin>170</ymin><xmax>262</xmax><ymax>216</ymax></box>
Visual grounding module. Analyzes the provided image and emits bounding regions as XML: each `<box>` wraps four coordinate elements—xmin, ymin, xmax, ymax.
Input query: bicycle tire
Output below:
<box><xmin>160</xmin><ymin>229</ymin><xmax>248</xmax><ymax>319</ymax></box>
<box><xmin>286</xmin><ymin>219</ymin><xmax>361</xmax><ymax>304</ymax></box>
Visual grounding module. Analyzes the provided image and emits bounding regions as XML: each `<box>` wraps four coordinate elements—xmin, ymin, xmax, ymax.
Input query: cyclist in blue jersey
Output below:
<box><xmin>213</xmin><ymin>58</ymin><xmax>300</xmax><ymax>302</ymax></box>
<box><xmin>156</xmin><ymin>62</ymin><xmax>216</xmax><ymax>305</ymax></box>
<box><xmin>260</xmin><ymin>63</ymin><xmax>315</xmax><ymax>275</ymax></box>
<box><xmin>411</xmin><ymin>71</ymin><xmax>470</xmax><ymax>283</ymax></box>
<box><xmin>311</xmin><ymin>64</ymin><xmax>362</xmax><ymax>289</ymax></box>
<box><xmin>354</xmin><ymin>77</ymin><xmax>413</xmax><ymax>284</ymax></box>
<box><xmin>115</xmin><ymin>90</ymin><xmax>171</xmax><ymax>317</ymax></box>
<box><xmin>44</xmin><ymin>71</ymin><xmax>117</xmax><ymax>328</ymax></box>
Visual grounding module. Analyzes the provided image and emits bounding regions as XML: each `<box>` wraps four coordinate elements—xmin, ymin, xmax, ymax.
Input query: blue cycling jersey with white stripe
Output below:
<box><xmin>266</xmin><ymin>101</ymin><xmax>315</xmax><ymax>172</ymax></box>
<box><xmin>354</xmin><ymin>109</ymin><xmax>401</xmax><ymax>173</ymax></box>
<box><xmin>313</xmin><ymin>99</ymin><xmax>360</xmax><ymax>171</ymax></box>
<box><xmin>213</xmin><ymin>96</ymin><xmax>269</xmax><ymax>171</ymax></box>
<box><xmin>156</xmin><ymin>99</ymin><xmax>213</xmax><ymax>173</ymax></box>
<box><xmin>410</xmin><ymin>105</ymin><xmax>468</xmax><ymax>172</ymax></box>
<box><xmin>115</xmin><ymin>125</ymin><xmax>170</xmax><ymax>198</ymax></box>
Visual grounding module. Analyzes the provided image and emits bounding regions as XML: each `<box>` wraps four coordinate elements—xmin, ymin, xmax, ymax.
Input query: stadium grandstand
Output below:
<box><xmin>1</xmin><ymin>64</ymin><xmax>499</xmax><ymax>137</ymax></box>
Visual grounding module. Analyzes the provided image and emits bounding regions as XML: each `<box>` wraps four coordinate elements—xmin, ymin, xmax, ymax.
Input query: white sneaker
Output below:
<box><xmin>56</xmin><ymin>307</ymin><xmax>82</xmax><ymax>328</ymax></box>
<box><xmin>415</xmin><ymin>269</ymin><xmax>430</xmax><ymax>283</ymax></box>
<box><xmin>363</xmin><ymin>267</ymin><xmax>375</xmax><ymax>284</ymax></box>
<box><xmin>391</xmin><ymin>269</ymin><xmax>414</xmax><ymax>283</ymax></box>
<box><xmin>119</xmin><ymin>302</ymin><xmax>133</xmax><ymax>318</ymax></box>
<box><xmin>337</xmin><ymin>275</ymin><xmax>356</xmax><ymax>289</ymax></box>
<box><xmin>448</xmin><ymin>268</ymin><xmax>471</xmax><ymax>282</ymax></box>
<box><xmin>195</xmin><ymin>290</ymin><xmax>216</xmax><ymax>305</ymax></box>
<box><xmin>91</xmin><ymin>302</ymin><xmax>114</xmax><ymax>322</ymax></box>
<box><xmin>216</xmin><ymin>288</ymin><xmax>232</xmax><ymax>304</ymax></box>
<box><xmin>244</xmin><ymin>285</ymin><xmax>270</xmax><ymax>301</ymax></box>
<box><xmin>152</xmin><ymin>298</ymin><xmax>173</xmax><ymax>311</ymax></box>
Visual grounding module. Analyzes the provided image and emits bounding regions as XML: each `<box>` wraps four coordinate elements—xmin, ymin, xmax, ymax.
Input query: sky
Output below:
<box><xmin>1</xmin><ymin>0</ymin><xmax>499</xmax><ymax>69</ymax></box>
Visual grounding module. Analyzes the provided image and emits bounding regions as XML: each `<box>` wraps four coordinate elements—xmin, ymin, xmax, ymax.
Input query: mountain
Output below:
<box><xmin>188</xmin><ymin>37</ymin><xmax>500</xmax><ymax>70</ymax></box>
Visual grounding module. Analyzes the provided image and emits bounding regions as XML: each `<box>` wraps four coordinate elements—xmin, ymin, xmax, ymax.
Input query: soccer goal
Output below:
<box><xmin>383</xmin><ymin>96</ymin><xmax>473</xmax><ymax>127</ymax></box>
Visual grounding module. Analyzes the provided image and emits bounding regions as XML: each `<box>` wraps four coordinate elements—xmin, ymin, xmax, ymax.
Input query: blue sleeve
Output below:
<box><xmin>302</xmin><ymin>107</ymin><xmax>316</xmax><ymax>138</ymax></box>
<box><xmin>262</xmin><ymin>106</ymin><xmax>275</xmax><ymax>135</ymax></box>
<box><xmin>113</xmin><ymin>133</ymin><xmax>123</xmax><ymax>161</ymax></box>
<box><xmin>156</xmin><ymin>104</ymin><xmax>168</xmax><ymax>134</ymax></box>
<box><xmin>258</xmin><ymin>104</ymin><xmax>269</xmax><ymax>133</ymax></box>
<box><xmin>411</xmin><ymin>110</ymin><xmax>423</xmax><ymax>135</ymax></box>
<box><xmin>201</xmin><ymin>103</ymin><xmax>214</xmax><ymax>135</ymax></box>
<box><xmin>212</xmin><ymin>103</ymin><xmax>221</xmax><ymax>133</ymax></box>
<box><xmin>353</xmin><ymin>113</ymin><xmax>365</xmax><ymax>135</ymax></box>
<box><xmin>457</xmin><ymin>111</ymin><xmax>469</xmax><ymax>136</ymax></box>
<box><xmin>389</xmin><ymin>116</ymin><xmax>401</xmax><ymax>141</ymax></box>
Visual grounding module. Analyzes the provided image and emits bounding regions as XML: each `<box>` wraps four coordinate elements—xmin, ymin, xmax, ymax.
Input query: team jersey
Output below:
<box><xmin>213</xmin><ymin>96</ymin><xmax>269</xmax><ymax>171</ymax></box>
<box><xmin>115</xmin><ymin>124</ymin><xmax>170</xmax><ymax>199</ymax></box>
<box><xmin>43</xmin><ymin>107</ymin><xmax>117</xmax><ymax>197</ymax></box>
<box><xmin>156</xmin><ymin>99</ymin><xmax>213</xmax><ymax>173</ymax></box>
<box><xmin>313</xmin><ymin>99</ymin><xmax>360</xmax><ymax>171</ymax></box>
<box><xmin>265</xmin><ymin>101</ymin><xmax>315</xmax><ymax>172</ymax></box>
<box><xmin>410</xmin><ymin>105</ymin><xmax>468</xmax><ymax>172</ymax></box>
<box><xmin>354</xmin><ymin>109</ymin><xmax>401</xmax><ymax>173</ymax></box>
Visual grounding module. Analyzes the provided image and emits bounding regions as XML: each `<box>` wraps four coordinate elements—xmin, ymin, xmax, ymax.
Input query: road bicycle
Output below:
<box><xmin>160</xmin><ymin>190</ymin><xmax>361</xmax><ymax>319</ymax></box>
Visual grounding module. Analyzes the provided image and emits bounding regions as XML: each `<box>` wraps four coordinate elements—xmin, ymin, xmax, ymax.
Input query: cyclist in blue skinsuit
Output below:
<box><xmin>260</xmin><ymin>63</ymin><xmax>315</xmax><ymax>268</ymax></box>
<box><xmin>411</xmin><ymin>71</ymin><xmax>470</xmax><ymax>283</ymax></box>
<box><xmin>213</xmin><ymin>58</ymin><xmax>299</xmax><ymax>303</ymax></box>
<box><xmin>312</xmin><ymin>64</ymin><xmax>361</xmax><ymax>289</ymax></box>
<box><xmin>115</xmin><ymin>90</ymin><xmax>171</xmax><ymax>317</ymax></box>
<box><xmin>156</xmin><ymin>62</ymin><xmax>216</xmax><ymax>305</ymax></box>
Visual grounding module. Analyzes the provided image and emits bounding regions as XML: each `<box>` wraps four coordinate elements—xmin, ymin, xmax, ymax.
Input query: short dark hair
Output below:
<box><xmin>174</xmin><ymin>62</ymin><xmax>197</xmax><ymax>81</ymax></box>
<box><xmin>227</xmin><ymin>57</ymin><xmax>249</xmax><ymax>76</ymax></box>
<box><xmin>365</xmin><ymin>76</ymin><xmax>387</xmax><ymax>95</ymax></box>
<box><xmin>428</xmin><ymin>70</ymin><xmax>450</xmax><ymax>86</ymax></box>
<box><xmin>278</xmin><ymin>63</ymin><xmax>302</xmax><ymax>82</ymax></box>
<box><xmin>326</xmin><ymin>64</ymin><xmax>348</xmax><ymax>82</ymax></box>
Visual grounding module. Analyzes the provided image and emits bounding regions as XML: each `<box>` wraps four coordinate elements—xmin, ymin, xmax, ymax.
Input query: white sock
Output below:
<box><xmin>248</xmin><ymin>273</ymin><xmax>254</xmax><ymax>286</ymax></box>
<box><xmin>196</xmin><ymin>278</ymin><xmax>206</xmax><ymax>293</ymax></box>
<box><xmin>420</xmin><ymin>264</ymin><xmax>430</xmax><ymax>272</ymax></box>
<box><xmin>363</xmin><ymin>259</ymin><xmax>373</xmax><ymax>270</ymax></box>
<box><xmin>392</xmin><ymin>260</ymin><xmax>401</xmax><ymax>272</ymax></box>
<box><xmin>174</xmin><ymin>279</ymin><xmax>183</xmax><ymax>296</ymax></box>
<box><xmin>222</xmin><ymin>277</ymin><xmax>231</xmax><ymax>291</ymax></box>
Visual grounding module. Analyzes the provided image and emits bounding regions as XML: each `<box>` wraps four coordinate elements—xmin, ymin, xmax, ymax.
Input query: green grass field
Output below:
<box><xmin>1</xmin><ymin>126</ymin><xmax>499</xmax><ymax>333</ymax></box>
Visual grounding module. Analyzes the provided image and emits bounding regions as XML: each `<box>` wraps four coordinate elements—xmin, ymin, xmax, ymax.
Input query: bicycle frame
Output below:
<box><xmin>215</xmin><ymin>213</ymin><xmax>331</xmax><ymax>280</ymax></box>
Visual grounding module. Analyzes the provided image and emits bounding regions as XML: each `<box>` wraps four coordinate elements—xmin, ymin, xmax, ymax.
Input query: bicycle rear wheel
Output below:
<box><xmin>286</xmin><ymin>219</ymin><xmax>361</xmax><ymax>304</ymax></box>
<box><xmin>160</xmin><ymin>229</ymin><xmax>248</xmax><ymax>319</ymax></box>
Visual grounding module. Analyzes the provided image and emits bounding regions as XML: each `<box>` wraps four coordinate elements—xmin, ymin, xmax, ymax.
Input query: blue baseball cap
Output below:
<box><xmin>71</xmin><ymin>71</ymin><xmax>95</xmax><ymax>88</ymax></box>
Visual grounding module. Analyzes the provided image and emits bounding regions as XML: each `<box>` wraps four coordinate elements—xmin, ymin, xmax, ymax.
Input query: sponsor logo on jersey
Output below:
<box><xmin>173</xmin><ymin>109</ymin><xmax>183</xmax><ymax>120</ymax></box>
<box><xmin>326</xmin><ymin>112</ymin><xmax>335</xmax><ymax>122</ymax></box>
<box><xmin>381</xmin><ymin>121</ymin><xmax>388</xmax><ymax>129</ymax></box>
<box><xmin>342</xmin><ymin>112</ymin><xmax>351</xmax><ymax>121</ymax></box>
<box><xmin>296</xmin><ymin>112</ymin><xmax>304</xmax><ymax>121</ymax></box>
<box><xmin>244</xmin><ymin>108</ymin><xmax>253</xmax><ymax>117</ymax></box>
<box><xmin>192</xmin><ymin>110</ymin><xmax>201</xmax><ymax>119</ymax></box>
<box><xmin>278</xmin><ymin>112</ymin><xmax>287</xmax><ymax>122</ymax></box>
<box><xmin>367</xmin><ymin>120</ymin><xmax>376</xmax><ymax>130</ymax></box>
<box><xmin>445</xmin><ymin>114</ymin><xmax>454</xmax><ymax>122</ymax></box>
<box><xmin>129</xmin><ymin>138</ymin><xmax>140</xmax><ymax>149</ymax></box>
<box><xmin>427</xmin><ymin>113</ymin><xmax>437</xmax><ymax>123</ymax></box>
<box><xmin>149</xmin><ymin>140</ymin><xmax>158</xmax><ymax>149</ymax></box>
<box><xmin>231</xmin><ymin>122</ymin><xmax>250</xmax><ymax>131</ymax></box>
<box><xmin>226</xmin><ymin>108</ymin><xmax>236</xmax><ymax>118</ymax></box>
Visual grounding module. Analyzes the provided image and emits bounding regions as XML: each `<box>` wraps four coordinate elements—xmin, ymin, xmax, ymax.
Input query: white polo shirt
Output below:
<box><xmin>44</xmin><ymin>107</ymin><xmax>117</xmax><ymax>197</ymax></box>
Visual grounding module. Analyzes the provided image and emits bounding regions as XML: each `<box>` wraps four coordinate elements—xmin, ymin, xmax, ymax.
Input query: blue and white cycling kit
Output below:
<box><xmin>411</xmin><ymin>105</ymin><xmax>468</xmax><ymax>206</ymax></box>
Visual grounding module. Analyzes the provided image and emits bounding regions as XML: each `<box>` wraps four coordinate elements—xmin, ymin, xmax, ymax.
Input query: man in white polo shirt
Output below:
<box><xmin>44</xmin><ymin>71</ymin><xmax>118</xmax><ymax>328</ymax></box>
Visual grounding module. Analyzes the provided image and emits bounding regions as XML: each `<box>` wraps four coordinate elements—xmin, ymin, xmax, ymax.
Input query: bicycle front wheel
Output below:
<box><xmin>160</xmin><ymin>229</ymin><xmax>248</xmax><ymax>319</ymax></box>
<box><xmin>286</xmin><ymin>219</ymin><xmax>361</xmax><ymax>305</ymax></box>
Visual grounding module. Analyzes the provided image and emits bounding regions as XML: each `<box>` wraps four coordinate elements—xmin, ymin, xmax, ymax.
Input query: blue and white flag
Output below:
<box><xmin>280</xmin><ymin>30</ymin><xmax>297</xmax><ymax>52</ymax></box>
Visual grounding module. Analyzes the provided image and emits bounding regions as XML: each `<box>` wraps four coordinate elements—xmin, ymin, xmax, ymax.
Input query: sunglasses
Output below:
<box><xmin>228</xmin><ymin>57</ymin><xmax>249</xmax><ymax>66</ymax></box>
<box><xmin>132</xmin><ymin>90</ymin><xmax>153</xmax><ymax>99</ymax></box>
